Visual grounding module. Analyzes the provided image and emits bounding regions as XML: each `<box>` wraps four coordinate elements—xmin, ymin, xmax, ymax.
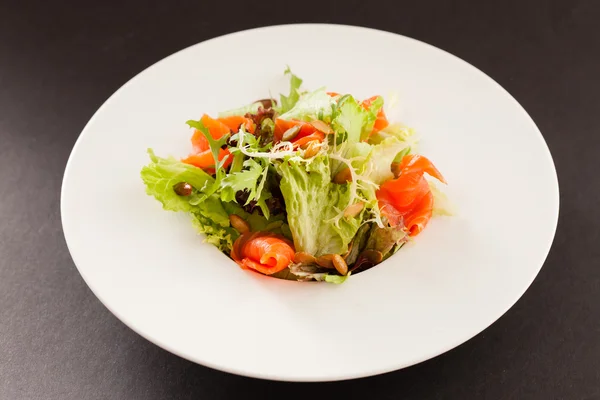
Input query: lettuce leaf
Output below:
<box><xmin>140</xmin><ymin>149</ymin><xmax>214</xmax><ymax>212</ymax></box>
<box><xmin>331</xmin><ymin>95</ymin><xmax>370</xmax><ymax>144</ymax></box>
<box><xmin>370</xmin><ymin>123</ymin><xmax>419</xmax><ymax>160</ymax></box>
<box><xmin>363</xmin><ymin>96</ymin><xmax>384</xmax><ymax>136</ymax></box>
<box><xmin>220</xmin><ymin>158</ymin><xmax>272</xmax><ymax>218</ymax></box>
<box><xmin>141</xmin><ymin>149</ymin><xmax>234</xmax><ymax>251</ymax></box>
<box><xmin>278</xmin><ymin>155</ymin><xmax>360</xmax><ymax>256</ymax></box>
<box><xmin>363</xmin><ymin>137</ymin><xmax>409</xmax><ymax>185</ymax></box>
<box><xmin>286</xmin><ymin>264</ymin><xmax>350</xmax><ymax>283</ymax></box>
<box><xmin>192</xmin><ymin>212</ymin><xmax>237</xmax><ymax>251</ymax></box>
<box><xmin>429</xmin><ymin>180</ymin><xmax>454</xmax><ymax>216</ymax></box>
<box><xmin>222</xmin><ymin>202</ymin><xmax>291</xmax><ymax>239</ymax></box>
<box><xmin>365</xmin><ymin>223</ymin><xmax>407</xmax><ymax>257</ymax></box>
<box><xmin>278</xmin><ymin>88</ymin><xmax>336</xmax><ymax>122</ymax></box>
<box><xmin>279</xmin><ymin>67</ymin><xmax>303</xmax><ymax>114</ymax></box>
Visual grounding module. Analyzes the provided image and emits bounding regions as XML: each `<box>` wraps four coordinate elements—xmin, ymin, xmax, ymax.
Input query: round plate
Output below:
<box><xmin>61</xmin><ymin>24</ymin><xmax>559</xmax><ymax>381</ymax></box>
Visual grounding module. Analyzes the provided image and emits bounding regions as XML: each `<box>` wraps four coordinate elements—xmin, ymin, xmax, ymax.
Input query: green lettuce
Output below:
<box><xmin>279</xmin><ymin>67</ymin><xmax>303</xmax><ymax>114</ymax></box>
<box><xmin>429</xmin><ymin>180</ymin><xmax>454</xmax><ymax>216</ymax></box>
<box><xmin>363</xmin><ymin>96</ymin><xmax>384</xmax><ymax>136</ymax></box>
<box><xmin>286</xmin><ymin>264</ymin><xmax>351</xmax><ymax>284</ymax></box>
<box><xmin>370</xmin><ymin>123</ymin><xmax>419</xmax><ymax>161</ymax></box>
<box><xmin>140</xmin><ymin>149</ymin><xmax>214</xmax><ymax>213</ymax></box>
<box><xmin>220</xmin><ymin>158</ymin><xmax>272</xmax><ymax>218</ymax></box>
<box><xmin>278</xmin><ymin>88</ymin><xmax>336</xmax><ymax>122</ymax></box>
<box><xmin>364</xmin><ymin>137</ymin><xmax>409</xmax><ymax>185</ymax></box>
<box><xmin>140</xmin><ymin>149</ymin><xmax>234</xmax><ymax>251</ymax></box>
<box><xmin>278</xmin><ymin>155</ymin><xmax>360</xmax><ymax>256</ymax></box>
<box><xmin>332</xmin><ymin>95</ymin><xmax>383</xmax><ymax>144</ymax></box>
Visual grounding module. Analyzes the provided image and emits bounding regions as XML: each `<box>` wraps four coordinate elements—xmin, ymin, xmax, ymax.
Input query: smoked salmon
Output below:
<box><xmin>376</xmin><ymin>155</ymin><xmax>445</xmax><ymax>236</ymax></box>
<box><xmin>231</xmin><ymin>231</ymin><xmax>295</xmax><ymax>275</ymax></box>
<box><xmin>361</xmin><ymin>95</ymin><xmax>389</xmax><ymax>133</ymax></box>
<box><xmin>274</xmin><ymin>119</ymin><xmax>318</xmax><ymax>143</ymax></box>
<box><xmin>217</xmin><ymin>116</ymin><xmax>256</xmax><ymax>134</ymax></box>
<box><xmin>184</xmin><ymin>114</ymin><xmax>233</xmax><ymax>172</ymax></box>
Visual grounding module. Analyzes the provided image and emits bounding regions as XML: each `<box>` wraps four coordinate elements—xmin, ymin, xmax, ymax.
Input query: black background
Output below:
<box><xmin>1</xmin><ymin>1</ymin><xmax>599</xmax><ymax>399</ymax></box>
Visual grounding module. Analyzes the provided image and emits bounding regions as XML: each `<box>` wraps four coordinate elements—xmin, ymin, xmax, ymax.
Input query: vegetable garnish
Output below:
<box><xmin>141</xmin><ymin>68</ymin><xmax>450</xmax><ymax>283</ymax></box>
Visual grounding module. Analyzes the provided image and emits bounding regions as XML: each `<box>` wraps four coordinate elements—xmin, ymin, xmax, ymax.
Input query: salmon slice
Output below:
<box><xmin>398</xmin><ymin>155</ymin><xmax>446</xmax><ymax>184</ymax></box>
<box><xmin>292</xmin><ymin>131</ymin><xmax>325</xmax><ymax>148</ymax></box>
<box><xmin>274</xmin><ymin>119</ymin><xmax>317</xmax><ymax>143</ymax></box>
<box><xmin>403</xmin><ymin>191</ymin><xmax>434</xmax><ymax>236</ymax></box>
<box><xmin>191</xmin><ymin>114</ymin><xmax>231</xmax><ymax>153</ymax></box>
<box><xmin>376</xmin><ymin>154</ymin><xmax>444</xmax><ymax>236</ymax></box>
<box><xmin>378</xmin><ymin>174</ymin><xmax>430</xmax><ymax>210</ymax></box>
<box><xmin>230</xmin><ymin>231</ymin><xmax>295</xmax><ymax>275</ymax></box>
<box><xmin>217</xmin><ymin>116</ymin><xmax>256</xmax><ymax>134</ymax></box>
<box><xmin>182</xmin><ymin>148</ymin><xmax>232</xmax><ymax>173</ymax></box>
<box><xmin>361</xmin><ymin>95</ymin><xmax>389</xmax><ymax>133</ymax></box>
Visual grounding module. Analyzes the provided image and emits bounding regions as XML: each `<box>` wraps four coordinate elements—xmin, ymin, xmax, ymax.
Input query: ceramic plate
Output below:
<box><xmin>61</xmin><ymin>24</ymin><xmax>559</xmax><ymax>381</ymax></box>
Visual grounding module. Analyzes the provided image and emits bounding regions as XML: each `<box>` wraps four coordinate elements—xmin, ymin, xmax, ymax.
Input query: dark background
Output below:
<box><xmin>1</xmin><ymin>0</ymin><xmax>599</xmax><ymax>399</ymax></box>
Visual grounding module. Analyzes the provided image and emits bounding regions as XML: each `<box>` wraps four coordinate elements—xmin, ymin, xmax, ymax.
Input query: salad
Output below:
<box><xmin>141</xmin><ymin>68</ymin><xmax>450</xmax><ymax>283</ymax></box>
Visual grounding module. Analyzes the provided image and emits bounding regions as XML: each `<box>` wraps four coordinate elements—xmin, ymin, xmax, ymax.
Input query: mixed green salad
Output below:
<box><xmin>141</xmin><ymin>68</ymin><xmax>449</xmax><ymax>283</ymax></box>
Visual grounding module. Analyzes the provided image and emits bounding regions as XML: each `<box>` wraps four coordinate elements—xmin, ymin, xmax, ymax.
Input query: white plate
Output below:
<box><xmin>61</xmin><ymin>24</ymin><xmax>559</xmax><ymax>381</ymax></box>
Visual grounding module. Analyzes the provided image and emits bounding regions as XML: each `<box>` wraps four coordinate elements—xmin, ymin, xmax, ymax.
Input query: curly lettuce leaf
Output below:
<box><xmin>279</xmin><ymin>67</ymin><xmax>303</xmax><ymax>114</ymax></box>
<box><xmin>141</xmin><ymin>149</ymin><xmax>234</xmax><ymax>251</ymax></box>
<box><xmin>192</xmin><ymin>212</ymin><xmax>237</xmax><ymax>251</ymax></box>
<box><xmin>140</xmin><ymin>149</ymin><xmax>214</xmax><ymax>212</ymax></box>
<box><xmin>220</xmin><ymin>158</ymin><xmax>272</xmax><ymax>219</ymax></box>
<box><xmin>278</xmin><ymin>155</ymin><xmax>360</xmax><ymax>256</ymax></box>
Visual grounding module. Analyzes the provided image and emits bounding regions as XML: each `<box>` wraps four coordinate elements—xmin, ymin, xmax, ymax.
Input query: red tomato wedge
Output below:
<box><xmin>376</xmin><ymin>155</ymin><xmax>445</xmax><ymax>236</ymax></box>
<box><xmin>361</xmin><ymin>95</ymin><xmax>389</xmax><ymax>133</ymax></box>
<box><xmin>217</xmin><ymin>116</ymin><xmax>256</xmax><ymax>134</ymax></box>
<box><xmin>231</xmin><ymin>231</ymin><xmax>295</xmax><ymax>275</ymax></box>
